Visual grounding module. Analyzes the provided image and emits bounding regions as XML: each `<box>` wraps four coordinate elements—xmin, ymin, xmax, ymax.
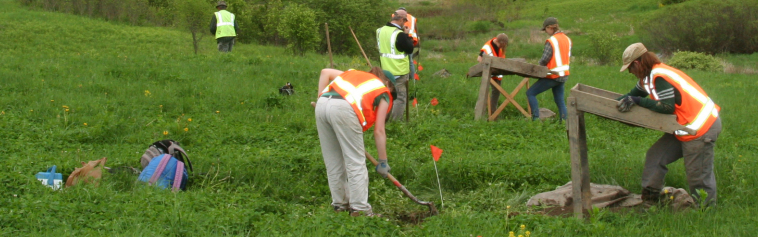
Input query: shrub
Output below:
<box><xmin>468</xmin><ymin>21</ymin><xmax>491</xmax><ymax>34</ymax></box>
<box><xmin>667</xmin><ymin>51</ymin><xmax>724</xmax><ymax>72</ymax></box>
<box><xmin>642</xmin><ymin>0</ymin><xmax>758</xmax><ymax>54</ymax></box>
<box><xmin>583</xmin><ymin>30</ymin><xmax>622</xmax><ymax>65</ymax></box>
<box><xmin>278</xmin><ymin>3</ymin><xmax>321</xmax><ymax>55</ymax></box>
<box><xmin>177</xmin><ymin>0</ymin><xmax>209</xmax><ymax>54</ymax></box>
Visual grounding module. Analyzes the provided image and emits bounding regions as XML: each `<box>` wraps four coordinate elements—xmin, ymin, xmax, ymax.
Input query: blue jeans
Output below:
<box><xmin>526</xmin><ymin>79</ymin><xmax>567</xmax><ymax>120</ymax></box>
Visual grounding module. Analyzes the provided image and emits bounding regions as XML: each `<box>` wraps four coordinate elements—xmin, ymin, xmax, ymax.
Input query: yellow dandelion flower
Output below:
<box><xmin>664</xmin><ymin>189</ymin><xmax>669</xmax><ymax>194</ymax></box>
<box><xmin>50</xmin><ymin>100</ymin><xmax>54</xmax><ymax>102</ymax></box>
<box><xmin>163</xmin><ymin>131</ymin><xmax>168</xmax><ymax>135</ymax></box>
<box><xmin>526</xmin><ymin>231</ymin><xmax>530</xmax><ymax>237</ymax></box>
<box><xmin>159</xmin><ymin>105</ymin><xmax>163</xmax><ymax>108</ymax></box>
<box><xmin>144</xmin><ymin>90</ymin><xmax>151</xmax><ymax>96</ymax></box>
<box><xmin>62</xmin><ymin>105</ymin><xmax>69</xmax><ymax>109</ymax></box>
<box><xmin>188</xmin><ymin>118</ymin><xmax>192</xmax><ymax>122</ymax></box>
<box><xmin>84</xmin><ymin>123</ymin><xmax>87</xmax><ymax>126</ymax></box>
<box><xmin>507</xmin><ymin>205</ymin><xmax>511</xmax><ymax>209</ymax></box>
<box><xmin>1</xmin><ymin>111</ymin><xmax>4</xmax><ymax>115</ymax></box>
<box><xmin>241</xmin><ymin>102</ymin><xmax>244</xmax><ymax>104</ymax></box>
<box><xmin>509</xmin><ymin>231</ymin><xmax>515</xmax><ymax>237</ymax></box>
<box><xmin>520</xmin><ymin>224</ymin><xmax>525</xmax><ymax>230</ymax></box>
<box><xmin>65</xmin><ymin>109</ymin><xmax>69</xmax><ymax>112</ymax></box>
<box><xmin>30</xmin><ymin>109</ymin><xmax>33</xmax><ymax>112</ymax></box>
<box><xmin>216</xmin><ymin>111</ymin><xmax>220</xmax><ymax>113</ymax></box>
<box><xmin>519</xmin><ymin>235</ymin><xmax>523</xmax><ymax>237</ymax></box>
<box><xmin>184</xmin><ymin>128</ymin><xmax>189</xmax><ymax>132</ymax></box>
<box><xmin>670</xmin><ymin>196</ymin><xmax>674</xmax><ymax>200</ymax></box>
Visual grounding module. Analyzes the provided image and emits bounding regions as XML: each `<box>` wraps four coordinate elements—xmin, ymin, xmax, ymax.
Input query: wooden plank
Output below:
<box><xmin>474</xmin><ymin>59</ymin><xmax>492</xmax><ymax>120</ymax></box>
<box><xmin>567</xmin><ymin>97</ymin><xmax>588</xmax><ymax>219</ymax></box>
<box><xmin>574</xmin><ymin>83</ymin><xmax>622</xmax><ymax>100</ymax></box>
<box><xmin>569</xmin><ymin>84</ymin><xmax>696</xmax><ymax>135</ymax></box>
<box><xmin>577</xmin><ymin>109</ymin><xmax>592</xmax><ymax>215</ymax></box>
<box><xmin>467</xmin><ymin>56</ymin><xmax>550</xmax><ymax>78</ymax></box>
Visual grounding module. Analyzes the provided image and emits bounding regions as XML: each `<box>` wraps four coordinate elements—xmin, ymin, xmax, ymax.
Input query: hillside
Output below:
<box><xmin>1</xmin><ymin>0</ymin><xmax>758</xmax><ymax>236</ymax></box>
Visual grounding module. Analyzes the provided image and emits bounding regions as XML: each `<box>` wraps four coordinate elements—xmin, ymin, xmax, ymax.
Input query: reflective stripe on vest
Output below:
<box><xmin>215</xmin><ymin>10</ymin><xmax>236</xmax><ymax>39</ymax></box>
<box><xmin>377</xmin><ymin>26</ymin><xmax>410</xmax><ymax>75</ymax></box>
<box><xmin>480</xmin><ymin>38</ymin><xmax>505</xmax><ymax>80</ymax></box>
<box><xmin>321</xmin><ymin>71</ymin><xmax>392</xmax><ymax>131</ymax></box>
<box><xmin>546</xmin><ymin>33</ymin><xmax>571</xmax><ymax>79</ymax></box>
<box><xmin>646</xmin><ymin>64</ymin><xmax>720</xmax><ymax>140</ymax></box>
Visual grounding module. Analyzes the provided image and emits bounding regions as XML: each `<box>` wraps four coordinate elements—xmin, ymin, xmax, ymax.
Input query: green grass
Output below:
<box><xmin>2</xmin><ymin>0</ymin><xmax>758</xmax><ymax>236</ymax></box>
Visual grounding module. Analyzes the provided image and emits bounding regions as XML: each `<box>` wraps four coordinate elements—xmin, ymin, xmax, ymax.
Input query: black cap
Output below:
<box><xmin>542</xmin><ymin>17</ymin><xmax>558</xmax><ymax>31</ymax></box>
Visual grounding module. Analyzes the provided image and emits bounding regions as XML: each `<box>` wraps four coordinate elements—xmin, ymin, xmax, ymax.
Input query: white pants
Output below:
<box><xmin>315</xmin><ymin>97</ymin><xmax>371</xmax><ymax>211</ymax></box>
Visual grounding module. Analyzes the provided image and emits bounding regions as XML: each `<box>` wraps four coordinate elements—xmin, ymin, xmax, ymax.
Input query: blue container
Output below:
<box><xmin>35</xmin><ymin>166</ymin><xmax>63</xmax><ymax>190</ymax></box>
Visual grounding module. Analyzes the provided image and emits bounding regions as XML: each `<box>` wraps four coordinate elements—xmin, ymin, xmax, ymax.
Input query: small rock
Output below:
<box><xmin>433</xmin><ymin>69</ymin><xmax>451</xmax><ymax>78</ymax></box>
<box><xmin>539</xmin><ymin>108</ymin><xmax>556</xmax><ymax>119</ymax></box>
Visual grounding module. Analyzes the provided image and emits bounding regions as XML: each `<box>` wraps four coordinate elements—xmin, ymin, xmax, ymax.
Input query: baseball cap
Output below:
<box><xmin>620</xmin><ymin>43</ymin><xmax>648</xmax><ymax>72</ymax></box>
<box><xmin>216</xmin><ymin>1</ymin><xmax>227</xmax><ymax>7</ymax></box>
<box><xmin>541</xmin><ymin>17</ymin><xmax>558</xmax><ymax>31</ymax></box>
<box><xmin>383</xmin><ymin>70</ymin><xmax>396</xmax><ymax>85</ymax></box>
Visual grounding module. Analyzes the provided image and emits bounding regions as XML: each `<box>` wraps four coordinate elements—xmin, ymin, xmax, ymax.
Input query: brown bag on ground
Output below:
<box><xmin>65</xmin><ymin>157</ymin><xmax>107</xmax><ymax>187</ymax></box>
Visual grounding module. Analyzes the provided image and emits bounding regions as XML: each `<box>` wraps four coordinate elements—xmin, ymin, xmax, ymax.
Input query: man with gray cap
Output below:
<box><xmin>209</xmin><ymin>1</ymin><xmax>240</xmax><ymax>52</ymax></box>
<box><xmin>617</xmin><ymin>42</ymin><xmax>722</xmax><ymax>207</ymax></box>
<box><xmin>377</xmin><ymin>9</ymin><xmax>414</xmax><ymax>120</ymax></box>
<box><xmin>526</xmin><ymin>17</ymin><xmax>571</xmax><ymax>121</ymax></box>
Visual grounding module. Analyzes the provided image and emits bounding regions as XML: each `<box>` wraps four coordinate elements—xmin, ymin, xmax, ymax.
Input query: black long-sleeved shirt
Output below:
<box><xmin>384</xmin><ymin>22</ymin><xmax>414</xmax><ymax>54</ymax></box>
<box><xmin>209</xmin><ymin>11</ymin><xmax>240</xmax><ymax>36</ymax></box>
<box><xmin>619</xmin><ymin>78</ymin><xmax>680</xmax><ymax>114</ymax></box>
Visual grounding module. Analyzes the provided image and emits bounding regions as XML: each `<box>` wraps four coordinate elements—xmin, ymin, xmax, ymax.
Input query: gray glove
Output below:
<box><xmin>375</xmin><ymin>159</ymin><xmax>390</xmax><ymax>178</ymax></box>
<box><xmin>617</xmin><ymin>96</ymin><xmax>637</xmax><ymax>112</ymax></box>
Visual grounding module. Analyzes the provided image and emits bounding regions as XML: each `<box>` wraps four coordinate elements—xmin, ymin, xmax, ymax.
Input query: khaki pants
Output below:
<box><xmin>315</xmin><ymin>97</ymin><xmax>371</xmax><ymax>212</ymax></box>
<box><xmin>390</xmin><ymin>74</ymin><xmax>409</xmax><ymax>120</ymax></box>
<box><xmin>641</xmin><ymin>117</ymin><xmax>722</xmax><ymax>205</ymax></box>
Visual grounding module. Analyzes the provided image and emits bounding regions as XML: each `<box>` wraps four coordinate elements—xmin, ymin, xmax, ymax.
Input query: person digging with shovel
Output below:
<box><xmin>315</xmin><ymin>67</ymin><xmax>396</xmax><ymax>217</ymax></box>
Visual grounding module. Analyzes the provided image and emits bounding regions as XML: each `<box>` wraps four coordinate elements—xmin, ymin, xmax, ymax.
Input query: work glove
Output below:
<box><xmin>375</xmin><ymin>159</ymin><xmax>390</xmax><ymax>178</ymax></box>
<box><xmin>616</xmin><ymin>96</ymin><xmax>639</xmax><ymax>112</ymax></box>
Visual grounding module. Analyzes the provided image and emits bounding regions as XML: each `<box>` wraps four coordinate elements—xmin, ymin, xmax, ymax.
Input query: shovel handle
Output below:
<box><xmin>365</xmin><ymin>151</ymin><xmax>439</xmax><ymax>215</ymax></box>
<box><xmin>364</xmin><ymin>151</ymin><xmax>402</xmax><ymax>187</ymax></box>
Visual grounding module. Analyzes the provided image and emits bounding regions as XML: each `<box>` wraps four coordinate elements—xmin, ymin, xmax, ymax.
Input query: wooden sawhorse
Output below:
<box><xmin>468</xmin><ymin>56</ymin><xmax>551</xmax><ymax>120</ymax></box>
<box><xmin>566</xmin><ymin>84</ymin><xmax>696</xmax><ymax>219</ymax></box>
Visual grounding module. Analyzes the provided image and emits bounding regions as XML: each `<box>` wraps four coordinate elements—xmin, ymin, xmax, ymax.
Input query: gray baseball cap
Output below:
<box><xmin>542</xmin><ymin>17</ymin><xmax>558</xmax><ymax>31</ymax></box>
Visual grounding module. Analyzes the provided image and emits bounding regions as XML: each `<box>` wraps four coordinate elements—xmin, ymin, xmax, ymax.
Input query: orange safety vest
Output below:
<box><xmin>320</xmin><ymin>70</ymin><xmax>394</xmax><ymax>132</ymax></box>
<box><xmin>545</xmin><ymin>32</ymin><xmax>571</xmax><ymax>79</ymax></box>
<box><xmin>480</xmin><ymin>37</ymin><xmax>506</xmax><ymax>80</ymax></box>
<box><xmin>644</xmin><ymin>64</ymin><xmax>720</xmax><ymax>142</ymax></box>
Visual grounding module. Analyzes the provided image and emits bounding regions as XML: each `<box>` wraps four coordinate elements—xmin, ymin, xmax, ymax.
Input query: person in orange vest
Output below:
<box><xmin>315</xmin><ymin>67</ymin><xmax>397</xmax><ymax>217</ymax></box>
<box><xmin>617</xmin><ymin>43</ymin><xmax>722</xmax><ymax>207</ymax></box>
<box><xmin>209</xmin><ymin>1</ymin><xmax>240</xmax><ymax>52</ymax></box>
<box><xmin>526</xmin><ymin>17</ymin><xmax>570</xmax><ymax>121</ymax></box>
<box><xmin>477</xmin><ymin>33</ymin><xmax>509</xmax><ymax>113</ymax></box>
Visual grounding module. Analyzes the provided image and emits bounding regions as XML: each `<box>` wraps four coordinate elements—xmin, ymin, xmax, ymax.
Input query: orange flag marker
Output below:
<box><xmin>430</xmin><ymin>144</ymin><xmax>444</xmax><ymax>207</ymax></box>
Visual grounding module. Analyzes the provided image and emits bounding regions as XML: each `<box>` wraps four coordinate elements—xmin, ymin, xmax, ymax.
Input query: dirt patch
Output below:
<box><xmin>395</xmin><ymin>211</ymin><xmax>436</xmax><ymax>225</ymax></box>
<box><xmin>537</xmin><ymin>205</ymin><xmax>649</xmax><ymax>217</ymax></box>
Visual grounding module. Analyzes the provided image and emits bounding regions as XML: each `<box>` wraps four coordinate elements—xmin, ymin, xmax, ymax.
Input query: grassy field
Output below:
<box><xmin>2</xmin><ymin>0</ymin><xmax>758</xmax><ymax>236</ymax></box>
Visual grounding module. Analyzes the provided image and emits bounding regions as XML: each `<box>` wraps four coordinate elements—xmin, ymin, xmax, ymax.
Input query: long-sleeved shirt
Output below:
<box><xmin>619</xmin><ymin>77</ymin><xmax>680</xmax><ymax>114</ymax></box>
<box><xmin>209</xmin><ymin>12</ymin><xmax>240</xmax><ymax>36</ymax></box>
<box><xmin>385</xmin><ymin>22</ymin><xmax>414</xmax><ymax>55</ymax></box>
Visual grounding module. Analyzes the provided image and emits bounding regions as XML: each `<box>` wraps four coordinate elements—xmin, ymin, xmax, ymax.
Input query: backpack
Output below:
<box><xmin>141</xmin><ymin>140</ymin><xmax>193</xmax><ymax>172</ymax></box>
<box><xmin>138</xmin><ymin>140</ymin><xmax>192</xmax><ymax>191</ymax></box>
<box><xmin>138</xmin><ymin>154</ymin><xmax>188</xmax><ymax>191</ymax></box>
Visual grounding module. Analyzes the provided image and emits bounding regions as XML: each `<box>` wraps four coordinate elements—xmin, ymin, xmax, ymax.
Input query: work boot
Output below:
<box><xmin>641</xmin><ymin>187</ymin><xmax>661</xmax><ymax>206</ymax></box>
<box><xmin>333</xmin><ymin>205</ymin><xmax>349</xmax><ymax>213</ymax></box>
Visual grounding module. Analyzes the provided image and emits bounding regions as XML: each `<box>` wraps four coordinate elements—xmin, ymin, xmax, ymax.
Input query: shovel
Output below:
<box><xmin>365</xmin><ymin>151</ymin><xmax>439</xmax><ymax>216</ymax></box>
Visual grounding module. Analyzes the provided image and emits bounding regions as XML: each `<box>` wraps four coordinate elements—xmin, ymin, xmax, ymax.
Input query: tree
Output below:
<box><xmin>178</xmin><ymin>0</ymin><xmax>210</xmax><ymax>54</ymax></box>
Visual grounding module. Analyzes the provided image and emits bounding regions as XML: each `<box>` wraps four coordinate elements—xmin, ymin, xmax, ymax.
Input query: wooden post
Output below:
<box><xmin>474</xmin><ymin>58</ymin><xmax>492</xmax><ymax>120</ymax></box>
<box><xmin>567</xmin><ymin>97</ymin><xmax>591</xmax><ymax>219</ymax></box>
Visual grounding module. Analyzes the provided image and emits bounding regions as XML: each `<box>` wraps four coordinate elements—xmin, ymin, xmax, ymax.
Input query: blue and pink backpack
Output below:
<box><xmin>138</xmin><ymin>140</ymin><xmax>192</xmax><ymax>191</ymax></box>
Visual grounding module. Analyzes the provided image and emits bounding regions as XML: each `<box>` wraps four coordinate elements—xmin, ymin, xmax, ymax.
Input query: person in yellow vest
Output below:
<box><xmin>477</xmin><ymin>33</ymin><xmax>509</xmax><ymax>113</ymax></box>
<box><xmin>209</xmin><ymin>1</ymin><xmax>240</xmax><ymax>52</ymax></box>
<box><xmin>526</xmin><ymin>17</ymin><xmax>571</xmax><ymax>121</ymax></box>
<box><xmin>377</xmin><ymin>10</ymin><xmax>414</xmax><ymax>120</ymax></box>
<box><xmin>315</xmin><ymin>67</ymin><xmax>397</xmax><ymax>217</ymax></box>
<box><xmin>617</xmin><ymin>43</ymin><xmax>722</xmax><ymax>206</ymax></box>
